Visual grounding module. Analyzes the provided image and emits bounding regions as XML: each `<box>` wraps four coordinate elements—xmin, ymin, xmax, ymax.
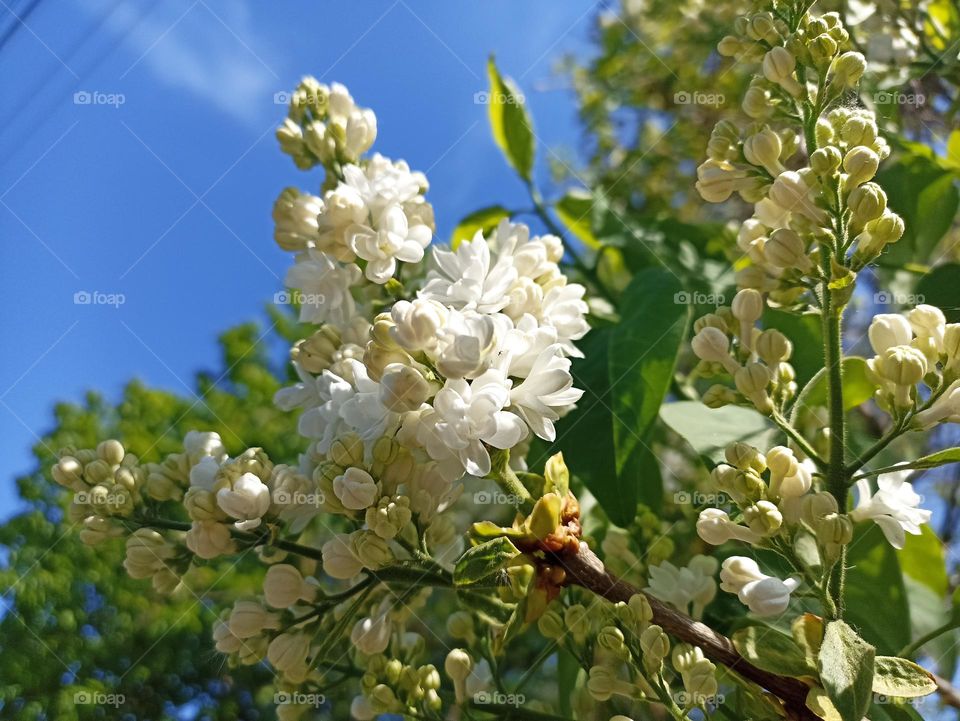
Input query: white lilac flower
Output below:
<box><xmin>719</xmin><ymin>556</ymin><xmax>798</xmax><ymax>617</ymax></box>
<box><xmin>351</xmin><ymin>613</ymin><xmax>391</xmax><ymax>655</ymax></box>
<box><xmin>850</xmin><ymin>467</ymin><xmax>931</xmax><ymax>549</ymax></box>
<box><xmin>868</xmin><ymin>313</ymin><xmax>913</xmax><ymax>355</ymax></box>
<box><xmin>430</xmin><ymin>370</ymin><xmax>528</xmax><ymax>476</ymax></box>
<box><xmin>297</xmin><ymin>370</ymin><xmax>356</xmax><ymax>455</ymax></box>
<box><xmin>284</xmin><ymin>249</ymin><xmax>361</xmax><ymax>328</ymax></box>
<box><xmin>338</xmin><ymin>359</ymin><xmax>400</xmax><ymax>446</ymax></box>
<box><xmin>189</xmin><ymin>456</ymin><xmax>221</xmax><ymax>491</ymax></box>
<box><xmin>420</xmin><ymin>233</ymin><xmax>517</xmax><ymax>313</ymax></box>
<box><xmin>315</xmin><ymin>183</ymin><xmax>367</xmax><ymax>260</ymax></box>
<box><xmin>497</xmin><ymin>314</ymin><xmax>561</xmax><ymax>378</ymax></box>
<box><xmin>509</xmin><ymin>345</ymin><xmax>583</xmax><ymax>441</ymax></box>
<box><xmin>536</xmin><ymin>283</ymin><xmax>590</xmax><ymax>356</ymax></box>
<box><xmin>913</xmin><ymin>379</ymin><xmax>960</xmax><ymax>430</ymax></box>
<box><xmin>216</xmin><ymin>472</ymin><xmax>271</xmax><ymax>531</ymax></box>
<box><xmin>390</xmin><ymin>297</ymin><xmax>448</xmax><ymax>353</ymax></box>
<box><xmin>333</xmin><ymin>467</ymin><xmax>379</xmax><ymax>510</ymax></box>
<box><xmin>348</xmin><ymin>203</ymin><xmax>432</xmax><ymax>283</ymax></box>
<box><xmin>322</xmin><ymin>533</ymin><xmax>364</xmax><ymax>579</ymax></box>
<box><xmin>183</xmin><ymin>430</ymin><xmax>227</xmax><ymax>462</ymax></box>
<box><xmin>645</xmin><ymin>556</ymin><xmax>718</xmax><ymax>619</ymax></box>
<box><xmin>343</xmin><ymin>154</ymin><xmax>427</xmax><ymax>214</ymax></box>
<box><xmin>433</xmin><ymin>309</ymin><xmax>508</xmax><ymax>380</ymax></box>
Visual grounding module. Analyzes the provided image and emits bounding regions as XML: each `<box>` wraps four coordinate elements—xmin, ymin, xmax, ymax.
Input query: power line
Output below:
<box><xmin>0</xmin><ymin>0</ymin><xmax>43</xmax><ymax>55</ymax></box>
<box><xmin>0</xmin><ymin>0</ymin><xmax>160</xmax><ymax>169</ymax></box>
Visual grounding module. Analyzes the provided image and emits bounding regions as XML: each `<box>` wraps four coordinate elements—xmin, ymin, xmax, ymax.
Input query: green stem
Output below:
<box><xmin>467</xmin><ymin>700</ymin><xmax>574</xmax><ymax>721</ymax></box>
<box><xmin>899</xmin><ymin>618</ymin><xmax>960</xmax><ymax>659</ymax></box>
<box><xmin>488</xmin><ymin>450</ymin><xmax>535</xmax><ymax>514</ymax></box>
<box><xmin>819</xmin><ymin>251</ymin><xmax>849</xmax><ymax>617</ymax></box>
<box><xmin>771</xmin><ymin>412</ymin><xmax>827</xmax><ymax>470</ymax></box>
<box><xmin>525</xmin><ymin>181</ymin><xmax>616</xmax><ymax>305</ymax></box>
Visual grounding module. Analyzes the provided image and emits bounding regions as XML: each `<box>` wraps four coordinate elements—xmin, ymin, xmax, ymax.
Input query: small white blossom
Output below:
<box><xmin>420</xmin><ymin>234</ymin><xmax>517</xmax><ymax>313</ymax></box>
<box><xmin>509</xmin><ymin>345</ymin><xmax>583</xmax><ymax>441</ymax></box>
<box><xmin>719</xmin><ymin>556</ymin><xmax>799</xmax><ymax>617</ymax></box>
<box><xmin>333</xmin><ymin>467</ymin><xmax>379</xmax><ymax>510</ymax></box>
<box><xmin>348</xmin><ymin>203</ymin><xmax>432</xmax><ymax>283</ymax></box>
<box><xmin>645</xmin><ymin>556</ymin><xmax>718</xmax><ymax>619</ymax></box>
<box><xmin>217</xmin><ymin>473</ymin><xmax>271</xmax><ymax>530</ymax></box>
<box><xmin>285</xmin><ymin>249</ymin><xmax>361</xmax><ymax>328</ymax></box>
<box><xmin>850</xmin><ymin>467</ymin><xmax>931</xmax><ymax>549</ymax></box>
<box><xmin>430</xmin><ymin>370</ymin><xmax>528</xmax><ymax>476</ymax></box>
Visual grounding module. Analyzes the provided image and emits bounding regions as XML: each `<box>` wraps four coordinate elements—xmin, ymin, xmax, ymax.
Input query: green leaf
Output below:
<box><xmin>862</xmin><ymin>447</ymin><xmax>960</xmax><ymax>477</ymax></box>
<box><xmin>547</xmin><ymin>328</ymin><xmax>623</xmax><ymax>519</ymax></box>
<box><xmin>486</xmin><ymin>57</ymin><xmax>534</xmax><ymax>180</ymax></box>
<box><xmin>878</xmin><ymin>153</ymin><xmax>959</xmax><ymax>264</ymax></box>
<box><xmin>608</xmin><ymin>268</ymin><xmax>691</xmax><ymax>511</ymax></box>
<box><xmin>450</xmin><ymin>205</ymin><xmax>512</xmax><ymax>249</ymax></box>
<box><xmin>916</xmin><ymin>263</ymin><xmax>960</xmax><ymax>323</ymax></box>
<box><xmin>872</xmin><ymin>656</ymin><xmax>937</xmax><ymax>699</ymax></box>
<box><xmin>900</xmin><ymin>527</ymin><xmax>951</xmax><ymax>658</ymax></box>
<box><xmin>454</xmin><ymin>537</ymin><xmax>520</xmax><ymax>586</ymax></box>
<box><xmin>818</xmin><ymin>620</ymin><xmax>876</xmax><ymax>721</ymax></box>
<box><xmin>793</xmin><ymin>613</ymin><xmax>826</xmax><ymax>670</ymax></box>
<box><xmin>456</xmin><ymin>590</ymin><xmax>515</xmax><ymax>626</ymax></box>
<box><xmin>845</xmin><ymin>525</ymin><xmax>911</xmax><ymax>654</ymax></box>
<box><xmin>732</xmin><ymin>625</ymin><xmax>818</xmax><ymax>679</ymax></box>
<box><xmin>555</xmin><ymin>190</ymin><xmax>601</xmax><ymax>249</ymax></box>
<box><xmin>790</xmin><ymin>357</ymin><xmax>874</xmax><ymax>423</ymax></box>
<box><xmin>659</xmin><ymin>401</ymin><xmax>779</xmax><ymax>465</ymax></box>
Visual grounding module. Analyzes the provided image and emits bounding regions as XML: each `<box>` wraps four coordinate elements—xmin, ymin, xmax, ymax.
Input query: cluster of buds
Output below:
<box><xmin>276</xmin><ymin>77</ymin><xmax>377</xmax><ymax>171</ymax></box>
<box><xmin>699</xmin><ymin>3</ymin><xmax>905</xmax><ymax>307</ymax></box>
<box><xmin>694</xmin><ymin>441</ymin><xmax>817</xmax><ymax>614</ymax></box>
<box><xmin>690</xmin><ymin>289</ymin><xmax>797</xmax><ymax>415</ymax></box>
<box><xmin>867</xmin><ymin>306</ymin><xmax>960</xmax><ymax>425</ymax></box>
<box><xmin>53</xmin><ymin>440</ymin><xmax>146</xmax><ymax>523</ymax></box>
<box><xmin>551</xmin><ymin>591</ymin><xmax>719</xmax><ymax>712</ymax></box>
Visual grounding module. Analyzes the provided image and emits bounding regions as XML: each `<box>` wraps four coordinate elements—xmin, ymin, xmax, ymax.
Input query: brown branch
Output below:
<box><xmin>557</xmin><ymin>542</ymin><xmax>818</xmax><ymax>721</ymax></box>
<box><xmin>934</xmin><ymin>673</ymin><xmax>960</xmax><ymax>711</ymax></box>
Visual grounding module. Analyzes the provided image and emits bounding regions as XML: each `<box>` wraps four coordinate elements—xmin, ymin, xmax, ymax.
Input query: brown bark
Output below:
<box><xmin>557</xmin><ymin>542</ymin><xmax>818</xmax><ymax>721</ymax></box>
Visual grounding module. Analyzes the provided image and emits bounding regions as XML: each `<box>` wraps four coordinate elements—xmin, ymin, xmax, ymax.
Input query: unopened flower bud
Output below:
<box><xmin>756</xmin><ymin>329</ymin><xmax>793</xmax><ymax>366</ymax></box>
<box><xmin>810</xmin><ymin>146</ymin><xmax>842</xmax><ymax>176</ymax></box>
<box><xmin>537</xmin><ymin>608</ymin><xmax>565</xmax><ymax>639</ymax></box>
<box><xmin>725</xmin><ymin>442</ymin><xmax>766</xmax><ymax>473</ymax></box>
<box><xmin>743</xmin><ymin>501</ymin><xmax>783</xmax><ymax>536</ymax></box>
<box><xmin>702</xmin><ymin>384</ymin><xmax>738</xmax><ymax>408</ymax></box>
<box><xmin>843</xmin><ymin>146</ymin><xmax>879</xmax><ymax>187</ymax></box>
<box><xmin>640</xmin><ymin>625</ymin><xmax>670</xmax><ymax>663</ymax></box>
<box><xmin>765</xmin><ymin>228</ymin><xmax>811</xmax><ymax>272</ymax></box>
<box><xmin>743</xmin><ymin>128</ymin><xmax>784</xmax><ymax>176</ymax></box>
<box><xmin>763</xmin><ymin>47</ymin><xmax>802</xmax><ymax>96</ymax></box>
<box><xmin>830</xmin><ymin>51</ymin><xmax>866</xmax><ymax>88</ymax></box>
<box><xmin>848</xmin><ymin>183</ymin><xmax>887</xmax><ymax>225</ymax></box>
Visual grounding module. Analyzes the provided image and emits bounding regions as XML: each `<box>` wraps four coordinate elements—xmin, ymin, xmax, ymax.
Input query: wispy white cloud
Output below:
<box><xmin>75</xmin><ymin>0</ymin><xmax>280</xmax><ymax>126</ymax></box>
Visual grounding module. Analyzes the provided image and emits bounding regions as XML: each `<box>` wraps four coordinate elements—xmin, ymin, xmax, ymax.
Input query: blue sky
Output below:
<box><xmin>0</xmin><ymin>0</ymin><xmax>601</xmax><ymax>519</ymax></box>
